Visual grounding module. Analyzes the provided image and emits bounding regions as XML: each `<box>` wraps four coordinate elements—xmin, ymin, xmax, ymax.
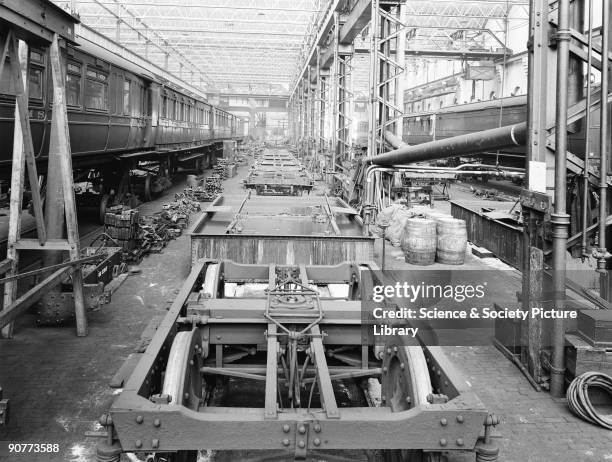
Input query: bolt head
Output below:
<box><xmin>184</xmin><ymin>393</ymin><xmax>190</xmax><ymax>400</ymax></box>
<box><xmin>313</xmin><ymin>424</ymin><xmax>321</xmax><ymax>433</ymax></box>
<box><xmin>456</xmin><ymin>415</ymin><xmax>464</xmax><ymax>423</ymax></box>
<box><xmin>456</xmin><ymin>438</ymin><xmax>464</xmax><ymax>446</ymax></box>
<box><xmin>283</xmin><ymin>424</ymin><xmax>290</xmax><ymax>433</ymax></box>
<box><xmin>313</xmin><ymin>438</ymin><xmax>321</xmax><ymax>446</ymax></box>
<box><xmin>282</xmin><ymin>438</ymin><xmax>290</xmax><ymax>447</ymax></box>
<box><xmin>135</xmin><ymin>440</ymin><xmax>142</xmax><ymax>448</ymax></box>
<box><xmin>400</xmin><ymin>362</ymin><xmax>405</xmax><ymax>370</ymax></box>
<box><xmin>152</xmin><ymin>439</ymin><xmax>159</xmax><ymax>449</ymax></box>
<box><xmin>298</xmin><ymin>441</ymin><xmax>306</xmax><ymax>449</ymax></box>
<box><xmin>154</xmin><ymin>419</ymin><xmax>161</xmax><ymax>427</ymax></box>
<box><xmin>298</xmin><ymin>425</ymin><xmax>306</xmax><ymax>434</ymax></box>
<box><xmin>439</xmin><ymin>438</ymin><xmax>447</xmax><ymax>447</ymax></box>
<box><xmin>382</xmin><ymin>366</ymin><xmax>388</xmax><ymax>373</ymax></box>
<box><xmin>405</xmin><ymin>396</ymin><xmax>411</xmax><ymax>404</ymax></box>
<box><xmin>440</xmin><ymin>418</ymin><xmax>447</xmax><ymax>426</ymax></box>
<box><xmin>136</xmin><ymin>415</ymin><xmax>143</xmax><ymax>424</ymax></box>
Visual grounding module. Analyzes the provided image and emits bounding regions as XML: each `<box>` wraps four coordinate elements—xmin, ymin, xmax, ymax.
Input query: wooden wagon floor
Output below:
<box><xmin>1</xmin><ymin>157</ymin><xmax>611</xmax><ymax>461</ymax></box>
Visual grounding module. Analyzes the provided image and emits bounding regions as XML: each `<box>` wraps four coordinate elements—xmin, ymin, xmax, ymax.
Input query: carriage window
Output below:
<box><xmin>66</xmin><ymin>74</ymin><xmax>81</xmax><ymax>106</ymax></box>
<box><xmin>123</xmin><ymin>80</ymin><xmax>130</xmax><ymax>115</ymax></box>
<box><xmin>66</xmin><ymin>62</ymin><xmax>81</xmax><ymax>106</ymax></box>
<box><xmin>85</xmin><ymin>69</ymin><xmax>108</xmax><ymax>110</ymax></box>
<box><xmin>28</xmin><ymin>66</ymin><xmax>44</xmax><ymax>99</ymax></box>
<box><xmin>162</xmin><ymin>96</ymin><xmax>167</xmax><ymax>118</ymax></box>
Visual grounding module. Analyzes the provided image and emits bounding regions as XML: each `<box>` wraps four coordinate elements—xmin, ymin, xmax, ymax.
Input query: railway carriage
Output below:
<box><xmin>0</xmin><ymin>32</ymin><xmax>240</xmax><ymax>216</ymax></box>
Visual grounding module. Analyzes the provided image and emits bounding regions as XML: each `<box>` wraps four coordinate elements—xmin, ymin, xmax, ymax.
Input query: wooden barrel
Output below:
<box><xmin>436</xmin><ymin>218</ymin><xmax>468</xmax><ymax>265</ymax></box>
<box><xmin>401</xmin><ymin>218</ymin><xmax>437</xmax><ymax>265</ymax></box>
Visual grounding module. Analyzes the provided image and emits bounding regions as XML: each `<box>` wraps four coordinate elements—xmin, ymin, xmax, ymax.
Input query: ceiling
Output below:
<box><xmin>52</xmin><ymin>0</ymin><xmax>526</xmax><ymax>97</ymax></box>
<box><xmin>53</xmin><ymin>0</ymin><xmax>326</xmax><ymax>95</ymax></box>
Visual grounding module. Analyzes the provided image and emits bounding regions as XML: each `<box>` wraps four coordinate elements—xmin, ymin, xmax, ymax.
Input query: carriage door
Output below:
<box><xmin>145</xmin><ymin>82</ymin><xmax>160</xmax><ymax>147</ymax></box>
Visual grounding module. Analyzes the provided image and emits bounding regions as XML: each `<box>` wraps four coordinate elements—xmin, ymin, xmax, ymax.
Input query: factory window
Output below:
<box><xmin>66</xmin><ymin>63</ymin><xmax>82</xmax><ymax>107</ymax></box>
<box><xmin>84</xmin><ymin>68</ymin><xmax>108</xmax><ymax>111</ymax></box>
<box><xmin>123</xmin><ymin>80</ymin><xmax>130</xmax><ymax>115</ymax></box>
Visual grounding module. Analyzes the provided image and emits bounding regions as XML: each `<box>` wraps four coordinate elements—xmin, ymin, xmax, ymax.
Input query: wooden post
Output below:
<box><xmin>49</xmin><ymin>34</ymin><xmax>87</xmax><ymax>336</ymax></box>
<box><xmin>1</xmin><ymin>34</ymin><xmax>26</xmax><ymax>339</ymax></box>
<box><xmin>2</xmin><ymin>32</ymin><xmax>87</xmax><ymax>337</ymax></box>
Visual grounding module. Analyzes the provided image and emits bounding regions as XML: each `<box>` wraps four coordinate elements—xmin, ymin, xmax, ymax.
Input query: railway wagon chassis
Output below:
<box><xmin>100</xmin><ymin>259</ymin><xmax>499</xmax><ymax>462</ymax></box>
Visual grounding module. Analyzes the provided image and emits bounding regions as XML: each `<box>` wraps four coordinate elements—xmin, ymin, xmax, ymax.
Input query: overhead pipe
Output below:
<box><xmin>550</xmin><ymin>0</ymin><xmax>571</xmax><ymax>398</ymax></box>
<box><xmin>384</xmin><ymin>130</ymin><xmax>408</xmax><ymax>149</ymax></box>
<box><xmin>361</xmin><ymin>122</ymin><xmax>528</xmax><ymax>234</ymax></box>
<box><xmin>363</xmin><ymin>122</ymin><xmax>527</xmax><ymax>166</ymax></box>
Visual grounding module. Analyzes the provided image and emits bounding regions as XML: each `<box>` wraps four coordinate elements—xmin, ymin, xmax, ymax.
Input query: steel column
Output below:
<box><xmin>549</xmin><ymin>0</ymin><xmax>571</xmax><ymax>398</ymax></box>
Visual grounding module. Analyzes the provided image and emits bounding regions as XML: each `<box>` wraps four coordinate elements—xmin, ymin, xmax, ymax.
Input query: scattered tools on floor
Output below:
<box><xmin>122</xmin><ymin>197</ymin><xmax>202</xmax><ymax>263</ymax></box>
<box><xmin>180</xmin><ymin>187</ymin><xmax>219</xmax><ymax>202</ymax></box>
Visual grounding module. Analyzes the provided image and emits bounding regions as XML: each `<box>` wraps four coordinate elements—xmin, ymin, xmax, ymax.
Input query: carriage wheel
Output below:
<box><xmin>381</xmin><ymin>337</ymin><xmax>437</xmax><ymax>462</ymax></box>
<box><xmin>162</xmin><ymin>329</ymin><xmax>204</xmax><ymax>410</ymax></box>
<box><xmin>156</xmin><ymin>330</ymin><xmax>204</xmax><ymax>462</ymax></box>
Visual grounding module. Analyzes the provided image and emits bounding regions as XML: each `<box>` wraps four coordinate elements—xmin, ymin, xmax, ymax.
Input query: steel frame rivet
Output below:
<box><xmin>298</xmin><ymin>425</ymin><xmax>306</xmax><ymax>434</ymax></box>
<box><xmin>282</xmin><ymin>438</ymin><xmax>290</xmax><ymax>446</ymax></box>
<box><xmin>135</xmin><ymin>440</ymin><xmax>142</xmax><ymax>448</ymax></box>
<box><xmin>298</xmin><ymin>441</ymin><xmax>306</xmax><ymax>449</ymax></box>
<box><xmin>283</xmin><ymin>424</ymin><xmax>290</xmax><ymax>433</ymax></box>
<box><xmin>440</xmin><ymin>418</ymin><xmax>447</xmax><ymax>426</ymax></box>
<box><xmin>439</xmin><ymin>438</ymin><xmax>447</xmax><ymax>447</ymax></box>
<box><xmin>313</xmin><ymin>424</ymin><xmax>321</xmax><ymax>432</ymax></box>
<box><xmin>400</xmin><ymin>362</ymin><xmax>405</xmax><ymax>370</ymax></box>
<box><xmin>457</xmin><ymin>415</ymin><xmax>464</xmax><ymax>423</ymax></box>
<box><xmin>136</xmin><ymin>415</ymin><xmax>143</xmax><ymax>424</ymax></box>
<box><xmin>313</xmin><ymin>438</ymin><xmax>321</xmax><ymax>446</ymax></box>
<box><xmin>152</xmin><ymin>439</ymin><xmax>159</xmax><ymax>449</ymax></box>
<box><xmin>154</xmin><ymin>419</ymin><xmax>161</xmax><ymax>427</ymax></box>
<box><xmin>456</xmin><ymin>438</ymin><xmax>464</xmax><ymax>446</ymax></box>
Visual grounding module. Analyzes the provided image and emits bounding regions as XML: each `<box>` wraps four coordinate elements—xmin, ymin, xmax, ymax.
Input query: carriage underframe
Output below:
<box><xmin>101</xmin><ymin>260</ymin><xmax>499</xmax><ymax>462</ymax></box>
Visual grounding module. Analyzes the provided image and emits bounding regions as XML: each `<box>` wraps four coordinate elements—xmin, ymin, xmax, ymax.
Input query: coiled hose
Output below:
<box><xmin>566</xmin><ymin>371</ymin><xmax>612</xmax><ymax>430</ymax></box>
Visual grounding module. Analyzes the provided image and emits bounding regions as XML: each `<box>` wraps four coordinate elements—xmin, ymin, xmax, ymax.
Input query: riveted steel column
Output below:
<box><xmin>550</xmin><ymin>0</ymin><xmax>571</xmax><ymax>398</ymax></box>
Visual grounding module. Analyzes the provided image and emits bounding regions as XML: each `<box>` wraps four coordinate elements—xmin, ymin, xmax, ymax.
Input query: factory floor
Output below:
<box><xmin>0</xmin><ymin>164</ymin><xmax>610</xmax><ymax>462</ymax></box>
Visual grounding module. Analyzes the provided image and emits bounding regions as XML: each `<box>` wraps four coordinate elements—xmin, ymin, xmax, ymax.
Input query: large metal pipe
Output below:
<box><xmin>384</xmin><ymin>130</ymin><xmax>408</xmax><ymax>149</ymax></box>
<box><xmin>550</xmin><ymin>0</ymin><xmax>571</xmax><ymax>398</ymax></box>
<box><xmin>363</xmin><ymin>122</ymin><xmax>527</xmax><ymax>166</ymax></box>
